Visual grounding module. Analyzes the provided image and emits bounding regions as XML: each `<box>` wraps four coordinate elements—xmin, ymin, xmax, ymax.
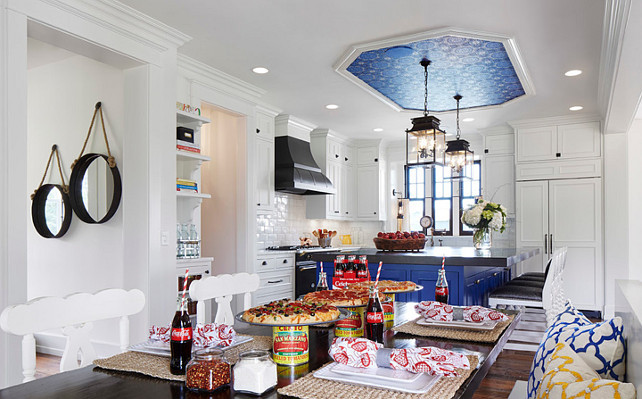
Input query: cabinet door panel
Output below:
<box><xmin>517</xmin><ymin>126</ymin><xmax>557</xmax><ymax>162</ymax></box>
<box><xmin>484</xmin><ymin>134</ymin><xmax>514</xmax><ymax>155</ymax></box>
<box><xmin>357</xmin><ymin>165</ymin><xmax>379</xmax><ymax>219</ymax></box>
<box><xmin>357</xmin><ymin>147</ymin><xmax>379</xmax><ymax>165</ymax></box>
<box><xmin>516</xmin><ymin>181</ymin><xmax>549</xmax><ymax>273</ymax></box>
<box><xmin>549</xmin><ymin>178</ymin><xmax>602</xmax><ymax>310</ymax></box>
<box><xmin>255</xmin><ymin>138</ymin><xmax>274</xmax><ymax>211</ymax></box>
<box><xmin>341</xmin><ymin>164</ymin><xmax>355</xmax><ymax>218</ymax></box>
<box><xmin>557</xmin><ymin>122</ymin><xmax>600</xmax><ymax>159</ymax></box>
<box><xmin>484</xmin><ymin>155</ymin><xmax>515</xmax><ymax>214</ymax></box>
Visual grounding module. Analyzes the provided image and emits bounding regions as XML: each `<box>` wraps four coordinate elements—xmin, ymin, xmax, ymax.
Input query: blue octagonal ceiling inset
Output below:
<box><xmin>345</xmin><ymin>35</ymin><xmax>526</xmax><ymax>112</ymax></box>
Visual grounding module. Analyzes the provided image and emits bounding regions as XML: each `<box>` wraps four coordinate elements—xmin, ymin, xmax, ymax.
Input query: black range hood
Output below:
<box><xmin>274</xmin><ymin>136</ymin><xmax>335</xmax><ymax>195</ymax></box>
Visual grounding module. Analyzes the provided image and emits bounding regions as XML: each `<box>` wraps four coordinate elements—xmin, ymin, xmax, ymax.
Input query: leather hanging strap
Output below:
<box><xmin>31</xmin><ymin>144</ymin><xmax>68</xmax><ymax>199</ymax></box>
<box><xmin>71</xmin><ymin>102</ymin><xmax>116</xmax><ymax>169</ymax></box>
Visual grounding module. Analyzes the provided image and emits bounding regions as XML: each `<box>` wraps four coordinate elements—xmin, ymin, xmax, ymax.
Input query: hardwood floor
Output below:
<box><xmin>36</xmin><ymin>349</ymin><xmax>536</xmax><ymax>398</ymax></box>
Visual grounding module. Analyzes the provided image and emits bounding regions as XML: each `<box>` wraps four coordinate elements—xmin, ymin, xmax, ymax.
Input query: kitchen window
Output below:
<box><xmin>405</xmin><ymin>161</ymin><xmax>481</xmax><ymax>235</ymax></box>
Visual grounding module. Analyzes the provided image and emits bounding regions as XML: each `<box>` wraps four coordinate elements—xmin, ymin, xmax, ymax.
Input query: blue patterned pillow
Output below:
<box><xmin>527</xmin><ymin>303</ymin><xmax>626</xmax><ymax>399</ymax></box>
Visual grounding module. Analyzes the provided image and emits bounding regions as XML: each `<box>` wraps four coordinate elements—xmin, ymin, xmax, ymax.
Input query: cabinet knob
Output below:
<box><xmin>556</xmin><ymin>153</ymin><xmax>561</xmax><ymax>158</ymax></box>
<box><xmin>256</xmin><ymin>128</ymin><xmax>260</xmax><ymax>134</ymax></box>
<box><xmin>283</xmin><ymin>259</ymin><xmax>288</xmax><ymax>264</ymax></box>
<box><xmin>345</xmin><ymin>212</ymin><xmax>349</xmax><ymax>214</ymax></box>
<box><xmin>335</xmin><ymin>154</ymin><xmax>339</xmax><ymax>158</ymax></box>
<box><xmin>475</xmin><ymin>280</ymin><xmax>481</xmax><ymax>284</ymax></box>
<box><xmin>493</xmin><ymin>272</ymin><xmax>498</xmax><ymax>277</ymax></box>
<box><xmin>374</xmin><ymin>158</ymin><xmax>378</xmax><ymax>162</ymax></box>
<box><xmin>345</xmin><ymin>157</ymin><xmax>348</xmax><ymax>162</ymax></box>
<box><xmin>257</xmin><ymin>203</ymin><xmax>261</xmax><ymax>206</ymax></box>
<box><xmin>205</xmin><ymin>270</ymin><xmax>210</xmax><ymax>274</ymax></box>
<box><xmin>374</xmin><ymin>212</ymin><xmax>377</xmax><ymax>215</ymax></box>
<box><xmin>261</xmin><ymin>261</ymin><xmax>268</xmax><ymax>266</ymax></box>
<box><xmin>484</xmin><ymin>149</ymin><xmax>489</xmax><ymax>154</ymax></box>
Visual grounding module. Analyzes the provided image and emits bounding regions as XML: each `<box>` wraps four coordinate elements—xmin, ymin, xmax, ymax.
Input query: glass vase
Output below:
<box><xmin>473</xmin><ymin>229</ymin><xmax>492</xmax><ymax>250</ymax></box>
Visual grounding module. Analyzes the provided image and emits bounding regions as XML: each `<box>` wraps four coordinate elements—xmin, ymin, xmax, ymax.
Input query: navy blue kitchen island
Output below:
<box><xmin>305</xmin><ymin>247</ymin><xmax>539</xmax><ymax>306</ymax></box>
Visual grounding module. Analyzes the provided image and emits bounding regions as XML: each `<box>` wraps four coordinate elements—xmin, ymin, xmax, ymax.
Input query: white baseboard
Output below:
<box><xmin>35</xmin><ymin>332</ymin><xmax>121</xmax><ymax>358</ymax></box>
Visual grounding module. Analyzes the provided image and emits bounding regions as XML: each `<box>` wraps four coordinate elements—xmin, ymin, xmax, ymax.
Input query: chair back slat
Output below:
<box><xmin>189</xmin><ymin>273</ymin><xmax>260</xmax><ymax>325</ymax></box>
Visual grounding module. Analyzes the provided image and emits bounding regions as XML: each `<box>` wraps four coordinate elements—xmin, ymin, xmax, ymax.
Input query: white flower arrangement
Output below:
<box><xmin>461</xmin><ymin>199</ymin><xmax>507</xmax><ymax>244</ymax></box>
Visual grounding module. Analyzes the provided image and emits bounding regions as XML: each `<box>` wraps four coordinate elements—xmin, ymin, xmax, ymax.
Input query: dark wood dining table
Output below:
<box><xmin>0</xmin><ymin>303</ymin><xmax>520</xmax><ymax>399</ymax></box>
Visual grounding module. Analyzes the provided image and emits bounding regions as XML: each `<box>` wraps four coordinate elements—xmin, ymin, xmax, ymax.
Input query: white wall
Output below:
<box><xmin>629</xmin><ymin>120</ymin><xmax>642</xmax><ymax>281</ymax></box>
<box><xmin>27</xmin><ymin>41</ymin><xmax>127</xmax><ymax>352</ymax></box>
<box><xmin>604</xmin><ymin>133</ymin><xmax>628</xmax><ymax>317</ymax></box>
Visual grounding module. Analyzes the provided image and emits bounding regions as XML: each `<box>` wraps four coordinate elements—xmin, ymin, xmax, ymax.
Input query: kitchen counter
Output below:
<box><xmin>306</xmin><ymin>246</ymin><xmax>539</xmax><ymax>267</ymax></box>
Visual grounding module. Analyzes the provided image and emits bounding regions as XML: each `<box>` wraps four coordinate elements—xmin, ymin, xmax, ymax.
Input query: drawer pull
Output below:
<box><xmin>261</xmin><ymin>261</ymin><xmax>268</xmax><ymax>266</ymax></box>
<box><xmin>267</xmin><ymin>279</ymin><xmax>283</xmax><ymax>284</ymax></box>
<box><xmin>493</xmin><ymin>273</ymin><xmax>498</xmax><ymax>277</ymax></box>
<box><xmin>334</xmin><ymin>210</ymin><xmax>340</xmax><ymax>214</ymax></box>
<box><xmin>475</xmin><ymin>280</ymin><xmax>481</xmax><ymax>285</ymax></box>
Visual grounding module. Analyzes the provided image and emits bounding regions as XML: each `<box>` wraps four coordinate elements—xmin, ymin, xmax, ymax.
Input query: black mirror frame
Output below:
<box><xmin>32</xmin><ymin>184</ymin><xmax>72</xmax><ymax>238</ymax></box>
<box><xmin>68</xmin><ymin>153</ymin><xmax>122</xmax><ymax>224</ymax></box>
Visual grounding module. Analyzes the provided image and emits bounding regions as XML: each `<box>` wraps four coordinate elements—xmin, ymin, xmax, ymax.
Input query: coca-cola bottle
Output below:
<box><xmin>170</xmin><ymin>294</ymin><xmax>193</xmax><ymax>375</ymax></box>
<box><xmin>357</xmin><ymin>255</ymin><xmax>368</xmax><ymax>279</ymax></box>
<box><xmin>365</xmin><ymin>286</ymin><xmax>384</xmax><ymax>344</ymax></box>
<box><xmin>334</xmin><ymin>256</ymin><xmax>345</xmax><ymax>278</ymax></box>
<box><xmin>345</xmin><ymin>255</ymin><xmax>356</xmax><ymax>277</ymax></box>
<box><xmin>316</xmin><ymin>271</ymin><xmax>329</xmax><ymax>291</ymax></box>
<box><xmin>435</xmin><ymin>267</ymin><xmax>449</xmax><ymax>304</ymax></box>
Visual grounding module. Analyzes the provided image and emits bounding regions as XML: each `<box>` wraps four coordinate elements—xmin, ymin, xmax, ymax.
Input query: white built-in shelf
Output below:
<box><xmin>177</xmin><ymin>110</ymin><xmax>211</xmax><ymax>125</ymax></box>
<box><xmin>177</xmin><ymin>257</ymin><xmax>214</xmax><ymax>268</ymax></box>
<box><xmin>176</xmin><ymin>149</ymin><xmax>211</xmax><ymax>162</ymax></box>
<box><xmin>177</xmin><ymin>191</ymin><xmax>211</xmax><ymax>199</ymax></box>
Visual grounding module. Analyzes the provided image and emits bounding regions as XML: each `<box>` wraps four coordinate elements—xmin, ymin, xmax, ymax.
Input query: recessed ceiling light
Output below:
<box><xmin>252</xmin><ymin>67</ymin><xmax>269</xmax><ymax>74</ymax></box>
<box><xmin>569</xmin><ymin>105</ymin><xmax>584</xmax><ymax>111</ymax></box>
<box><xmin>462</xmin><ymin>117</ymin><xmax>475</xmax><ymax>122</ymax></box>
<box><xmin>325</xmin><ymin>104</ymin><xmax>339</xmax><ymax>110</ymax></box>
<box><xmin>373</xmin><ymin>128</ymin><xmax>383</xmax><ymax>132</ymax></box>
<box><xmin>564</xmin><ymin>70</ymin><xmax>582</xmax><ymax>77</ymax></box>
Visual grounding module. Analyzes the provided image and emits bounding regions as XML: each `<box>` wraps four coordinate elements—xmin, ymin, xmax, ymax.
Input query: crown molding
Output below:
<box><xmin>178</xmin><ymin>54</ymin><xmax>266</xmax><ymax>104</ymax></box>
<box><xmin>255</xmin><ymin>103</ymin><xmax>281</xmax><ymax>118</ymax></box>
<box><xmin>9</xmin><ymin>0</ymin><xmax>192</xmax><ymax>51</ymax></box>
<box><xmin>508</xmin><ymin>113</ymin><xmax>602</xmax><ymax>129</ymax></box>
<box><xmin>334</xmin><ymin>27</ymin><xmax>534</xmax><ymax>114</ymax></box>
<box><xmin>275</xmin><ymin>114</ymin><xmax>316</xmax><ymax>133</ymax></box>
<box><xmin>598</xmin><ymin>0</ymin><xmax>631</xmax><ymax>119</ymax></box>
<box><xmin>478</xmin><ymin>125</ymin><xmax>514</xmax><ymax>136</ymax></box>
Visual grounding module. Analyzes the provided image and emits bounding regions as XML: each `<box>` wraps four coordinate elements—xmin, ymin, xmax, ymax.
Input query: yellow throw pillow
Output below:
<box><xmin>536</xmin><ymin>343</ymin><xmax>635</xmax><ymax>399</ymax></box>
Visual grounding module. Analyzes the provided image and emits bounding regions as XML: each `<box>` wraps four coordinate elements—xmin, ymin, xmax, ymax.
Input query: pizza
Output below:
<box><xmin>242</xmin><ymin>299</ymin><xmax>341</xmax><ymax>325</ymax></box>
<box><xmin>347</xmin><ymin>280</ymin><xmax>417</xmax><ymax>293</ymax></box>
<box><xmin>303</xmin><ymin>288</ymin><xmax>386</xmax><ymax>307</ymax></box>
<box><xmin>303</xmin><ymin>288</ymin><xmax>369</xmax><ymax>307</ymax></box>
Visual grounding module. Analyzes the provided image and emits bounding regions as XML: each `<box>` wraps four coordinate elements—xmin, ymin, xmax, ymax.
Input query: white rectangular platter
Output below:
<box><xmin>331</xmin><ymin>363</ymin><xmax>422</xmax><ymax>383</ymax></box>
<box><xmin>416</xmin><ymin>318</ymin><xmax>498</xmax><ymax>331</ymax></box>
<box><xmin>313</xmin><ymin>363</ymin><xmax>440</xmax><ymax>394</ymax></box>
<box><xmin>129</xmin><ymin>335</ymin><xmax>253</xmax><ymax>357</ymax></box>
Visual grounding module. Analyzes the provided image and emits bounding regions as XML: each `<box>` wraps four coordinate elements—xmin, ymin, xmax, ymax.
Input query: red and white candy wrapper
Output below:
<box><xmin>148</xmin><ymin>325</ymin><xmax>170</xmax><ymax>343</ymax></box>
<box><xmin>415</xmin><ymin>301</ymin><xmax>454</xmax><ymax>321</ymax></box>
<box><xmin>193</xmin><ymin>323</ymin><xmax>236</xmax><ymax>347</ymax></box>
<box><xmin>463</xmin><ymin>306</ymin><xmax>509</xmax><ymax>323</ymax></box>
<box><xmin>388</xmin><ymin>347</ymin><xmax>470</xmax><ymax>377</ymax></box>
<box><xmin>328</xmin><ymin>337</ymin><xmax>382</xmax><ymax>369</ymax></box>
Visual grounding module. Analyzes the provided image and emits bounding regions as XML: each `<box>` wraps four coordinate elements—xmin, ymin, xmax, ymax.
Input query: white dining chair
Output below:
<box><xmin>189</xmin><ymin>272</ymin><xmax>260</xmax><ymax>325</ymax></box>
<box><xmin>0</xmin><ymin>288</ymin><xmax>145</xmax><ymax>383</ymax></box>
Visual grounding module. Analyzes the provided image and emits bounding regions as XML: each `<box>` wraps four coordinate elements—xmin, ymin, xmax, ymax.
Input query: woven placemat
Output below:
<box><xmin>392</xmin><ymin>315</ymin><xmax>514</xmax><ymax>343</ymax></box>
<box><xmin>92</xmin><ymin>334</ymin><xmax>273</xmax><ymax>381</ymax></box>
<box><xmin>277</xmin><ymin>355</ymin><xmax>479</xmax><ymax>399</ymax></box>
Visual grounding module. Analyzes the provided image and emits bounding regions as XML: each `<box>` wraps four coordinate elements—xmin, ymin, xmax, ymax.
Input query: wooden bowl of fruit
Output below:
<box><xmin>373</xmin><ymin>231</ymin><xmax>427</xmax><ymax>251</ymax></box>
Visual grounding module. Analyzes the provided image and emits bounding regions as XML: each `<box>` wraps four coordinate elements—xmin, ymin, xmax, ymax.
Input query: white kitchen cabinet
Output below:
<box><xmin>483</xmin><ymin>155</ymin><xmax>515</xmax><ymax>214</ymax></box>
<box><xmin>515</xmin><ymin>121</ymin><xmax>601</xmax><ymax>163</ymax></box>
<box><xmin>342</xmin><ymin>164</ymin><xmax>356</xmax><ymax>218</ymax></box>
<box><xmin>255</xmin><ymin>137</ymin><xmax>275</xmax><ymax>212</ymax></box>
<box><xmin>483</xmin><ymin>134</ymin><xmax>514</xmax><ymax>156</ymax></box>
<box><xmin>357</xmin><ymin>146</ymin><xmax>380</xmax><ymax>165</ymax></box>
<box><xmin>516</xmin><ymin>178</ymin><xmax>603</xmax><ymax>311</ymax></box>
<box><xmin>357</xmin><ymin>165</ymin><xmax>383</xmax><ymax>219</ymax></box>
<box><xmin>256</xmin><ymin>110</ymin><xmax>275</xmax><ymax>141</ymax></box>
<box><xmin>253</xmin><ymin>253</ymin><xmax>295</xmax><ymax>305</ymax></box>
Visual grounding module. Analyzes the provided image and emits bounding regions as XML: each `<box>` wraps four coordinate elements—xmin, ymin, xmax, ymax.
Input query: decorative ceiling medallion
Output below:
<box><xmin>334</xmin><ymin>28</ymin><xmax>534</xmax><ymax>113</ymax></box>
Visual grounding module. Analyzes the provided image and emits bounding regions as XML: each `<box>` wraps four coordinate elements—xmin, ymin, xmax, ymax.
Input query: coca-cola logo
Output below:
<box><xmin>171</xmin><ymin>327</ymin><xmax>193</xmax><ymax>341</ymax></box>
<box><xmin>366</xmin><ymin>312</ymin><xmax>384</xmax><ymax>324</ymax></box>
<box><xmin>435</xmin><ymin>287</ymin><xmax>449</xmax><ymax>296</ymax></box>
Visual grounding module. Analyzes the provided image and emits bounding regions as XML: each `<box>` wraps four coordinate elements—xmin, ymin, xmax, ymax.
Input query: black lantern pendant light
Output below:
<box><xmin>443</xmin><ymin>94</ymin><xmax>474</xmax><ymax>180</ymax></box>
<box><xmin>405</xmin><ymin>58</ymin><xmax>446</xmax><ymax>167</ymax></box>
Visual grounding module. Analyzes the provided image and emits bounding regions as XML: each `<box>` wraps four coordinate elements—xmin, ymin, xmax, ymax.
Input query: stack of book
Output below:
<box><xmin>176</xmin><ymin>139</ymin><xmax>200</xmax><ymax>153</ymax></box>
<box><xmin>176</xmin><ymin>179</ymin><xmax>198</xmax><ymax>192</ymax></box>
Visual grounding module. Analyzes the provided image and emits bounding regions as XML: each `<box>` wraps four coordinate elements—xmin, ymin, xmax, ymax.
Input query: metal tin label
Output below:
<box><xmin>335</xmin><ymin>306</ymin><xmax>364</xmax><ymax>337</ymax></box>
<box><xmin>272</xmin><ymin>326</ymin><xmax>309</xmax><ymax>365</ymax></box>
